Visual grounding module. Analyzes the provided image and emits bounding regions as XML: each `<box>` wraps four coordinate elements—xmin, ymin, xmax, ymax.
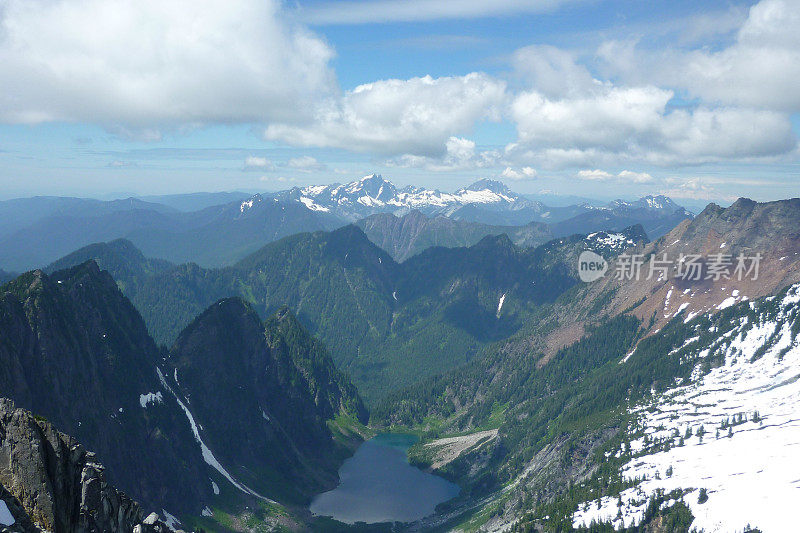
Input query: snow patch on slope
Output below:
<box><xmin>574</xmin><ymin>284</ymin><xmax>800</xmax><ymax>532</ymax></box>
<box><xmin>162</xmin><ymin>509</ymin><xmax>181</xmax><ymax>531</ymax></box>
<box><xmin>497</xmin><ymin>293</ymin><xmax>506</xmax><ymax>318</ymax></box>
<box><xmin>0</xmin><ymin>500</ymin><xmax>14</xmax><ymax>526</ymax></box>
<box><xmin>156</xmin><ymin>367</ymin><xmax>275</xmax><ymax>504</ymax></box>
<box><xmin>299</xmin><ymin>197</ymin><xmax>330</xmax><ymax>212</ymax></box>
<box><xmin>139</xmin><ymin>391</ymin><xmax>163</xmax><ymax>408</ymax></box>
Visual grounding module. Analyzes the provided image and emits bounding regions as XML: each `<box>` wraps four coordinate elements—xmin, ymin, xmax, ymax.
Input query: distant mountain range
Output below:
<box><xmin>354</xmin><ymin>195</ymin><xmax>680</xmax><ymax>263</ymax></box>
<box><xmin>0</xmin><ymin>176</ymin><xmax>692</xmax><ymax>272</ymax></box>
<box><xmin>355</xmin><ymin>210</ymin><xmax>554</xmax><ymax>262</ymax></box>
<box><xmin>274</xmin><ymin>174</ymin><xmax>600</xmax><ymax>226</ymax></box>
<box><xmin>0</xmin><ymin>194</ymin><xmax>341</xmax><ymax>271</ymax></box>
<box><xmin>274</xmin><ymin>175</ymin><xmax>568</xmax><ymax>225</ymax></box>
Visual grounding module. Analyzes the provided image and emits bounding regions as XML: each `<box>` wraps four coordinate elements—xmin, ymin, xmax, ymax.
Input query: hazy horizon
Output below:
<box><xmin>1</xmin><ymin>0</ymin><xmax>798</xmax><ymax>204</ymax></box>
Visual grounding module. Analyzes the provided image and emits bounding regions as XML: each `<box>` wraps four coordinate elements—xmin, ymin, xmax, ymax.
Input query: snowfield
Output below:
<box><xmin>0</xmin><ymin>500</ymin><xmax>14</xmax><ymax>526</ymax></box>
<box><xmin>574</xmin><ymin>284</ymin><xmax>800</xmax><ymax>532</ymax></box>
<box><xmin>156</xmin><ymin>367</ymin><xmax>275</xmax><ymax>504</ymax></box>
<box><xmin>139</xmin><ymin>391</ymin><xmax>163</xmax><ymax>408</ymax></box>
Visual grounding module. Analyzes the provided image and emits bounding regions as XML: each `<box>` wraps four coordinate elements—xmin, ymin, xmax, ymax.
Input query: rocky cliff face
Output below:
<box><xmin>584</xmin><ymin>197</ymin><xmax>800</xmax><ymax>335</ymax></box>
<box><xmin>0</xmin><ymin>262</ymin><xmax>209</xmax><ymax>515</ymax></box>
<box><xmin>0</xmin><ymin>262</ymin><xmax>374</xmax><ymax>528</ymax></box>
<box><xmin>0</xmin><ymin>398</ymin><xmax>174</xmax><ymax>533</ymax></box>
<box><xmin>166</xmin><ymin>299</ymin><xmax>368</xmax><ymax>502</ymax></box>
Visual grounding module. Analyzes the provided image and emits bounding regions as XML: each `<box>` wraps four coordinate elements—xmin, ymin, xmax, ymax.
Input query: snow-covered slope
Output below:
<box><xmin>573</xmin><ymin>283</ymin><xmax>800</xmax><ymax>532</ymax></box>
<box><xmin>583</xmin><ymin>225</ymin><xmax>648</xmax><ymax>255</ymax></box>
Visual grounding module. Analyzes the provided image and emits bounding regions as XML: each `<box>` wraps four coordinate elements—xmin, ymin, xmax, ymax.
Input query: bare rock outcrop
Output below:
<box><xmin>0</xmin><ymin>398</ymin><xmax>173</xmax><ymax>533</ymax></box>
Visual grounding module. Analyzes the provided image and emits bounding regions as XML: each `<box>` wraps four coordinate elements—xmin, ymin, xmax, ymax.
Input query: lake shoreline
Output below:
<box><xmin>309</xmin><ymin>433</ymin><xmax>460</xmax><ymax>525</ymax></box>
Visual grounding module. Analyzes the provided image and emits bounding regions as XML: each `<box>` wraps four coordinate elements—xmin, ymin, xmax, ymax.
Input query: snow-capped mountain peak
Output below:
<box><xmin>239</xmin><ymin>193</ymin><xmax>263</xmax><ymax>213</ymax></box>
<box><xmin>459</xmin><ymin>178</ymin><xmax>513</xmax><ymax>196</ymax></box>
<box><xmin>277</xmin><ymin>175</ymin><xmax>537</xmax><ymax>222</ymax></box>
<box><xmin>608</xmin><ymin>195</ymin><xmax>683</xmax><ymax>213</ymax></box>
<box><xmin>341</xmin><ymin>174</ymin><xmax>396</xmax><ymax>199</ymax></box>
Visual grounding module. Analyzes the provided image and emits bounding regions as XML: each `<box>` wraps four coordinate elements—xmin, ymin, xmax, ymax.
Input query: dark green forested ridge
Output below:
<box><xmin>45</xmin><ymin>224</ymin><xmax>642</xmax><ymax>403</ymax></box>
<box><xmin>164</xmin><ymin>297</ymin><xmax>368</xmax><ymax>505</ymax></box>
<box><xmin>45</xmin><ymin>238</ymin><xmax>174</xmax><ymax>297</ymax></box>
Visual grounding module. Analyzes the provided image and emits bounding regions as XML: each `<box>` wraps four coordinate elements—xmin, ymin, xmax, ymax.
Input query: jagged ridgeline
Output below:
<box><xmin>46</xmin><ymin>224</ymin><xmax>647</xmax><ymax>404</ymax></box>
<box><xmin>0</xmin><ymin>261</ymin><xmax>208</xmax><ymax>515</ymax></box>
<box><xmin>0</xmin><ymin>262</ymin><xmax>367</xmax><ymax>528</ymax></box>
<box><xmin>0</xmin><ymin>177</ymin><xmax>691</xmax><ymax>273</ymax></box>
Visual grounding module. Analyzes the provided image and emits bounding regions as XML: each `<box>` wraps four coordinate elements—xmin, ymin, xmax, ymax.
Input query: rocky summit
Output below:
<box><xmin>0</xmin><ymin>398</ymin><xmax>175</xmax><ymax>533</ymax></box>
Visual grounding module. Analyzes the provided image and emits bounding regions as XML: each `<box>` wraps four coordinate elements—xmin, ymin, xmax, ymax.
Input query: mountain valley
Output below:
<box><xmin>0</xmin><ymin>193</ymin><xmax>797</xmax><ymax>533</ymax></box>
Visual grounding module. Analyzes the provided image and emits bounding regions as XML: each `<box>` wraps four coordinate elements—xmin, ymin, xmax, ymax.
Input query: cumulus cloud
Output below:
<box><xmin>659</xmin><ymin>177</ymin><xmax>736</xmax><ymax>202</ymax></box>
<box><xmin>511</xmin><ymin>45</ymin><xmax>599</xmax><ymax>98</ymax></box>
<box><xmin>243</xmin><ymin>156</ymin><xmax>275</xmax><ymax>171</ymax></box>
<box><xmin>577</xmin><ymin>169</ymin><xmax>614</xmax><ymax>181</ymax></box>
<box><xmin>387</xmin><ymin>136</ymin><xmax>501</xmax><ymax>171</ymax></box>
<box><xmin>597</xmin><ymin>0</ymin><xmax>800</xmax><ymax>112</ymax></box>
<box><xmin>500</xmin><ymin>166</ymin><xmax>537</xmax><ymax>180</ymax></box>
<box><xmin>265</xmin><ymin>73</ymin><xmax>507</xmax><ymax>157</ymax></box>
<box><xmin>617</xmin><ymin>170</ymin><xmax>654</xmax><ymax>183</ymax></box>
<box><xmin>508</xmin><ymin>85</ymin><xmax>796</xmax><ymax>167</ymax></box>
<box><xmin>0</xmin><ymin>0</ymin><xmax>795</xmax><ymax>187</ymax></box>
<box><xmin>0</xmin><ymin>0</ymin><xmax>335</xmax><ymax>128</ymax></box>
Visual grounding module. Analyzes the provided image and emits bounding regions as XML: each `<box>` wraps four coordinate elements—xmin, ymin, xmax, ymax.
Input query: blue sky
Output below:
<box><xmin>0</xmin><ymin>0</ymin><xmax>797</xmax><ymax>203</ymax></box>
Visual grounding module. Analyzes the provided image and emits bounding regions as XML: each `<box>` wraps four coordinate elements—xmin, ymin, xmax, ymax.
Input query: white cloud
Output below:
<box><xmin>577</xmin><ymin>169</ymin><xmax>653</xmax><ymax>183</ymax></box>
<box><xmin>500</xmin><ymin>166</ymin><xmax>537</xmax><ymax>180</ymax></box>
<box><xmin>244</xmin><ymin>156</ymin><xmax>274</xmax><ymax>171</ymax></box>
<box><xmin>659</xmin><ymin>177</ymin><xmax>736</xmax><ymax>202</ymax></box>
<box><xmin>387</xmin><ymin>136</ymin><xmax>501</xmax><ymax>171</ymax></box>
<box><xmin>512</xmin><ymin>45</ymin><xmax>599</xmax><ymax>98</ymax></box>
<box><xmin>287</xmin><ymin>155</ymin><xmax>326</xmax><ymax>171</ymax></box>
<box><xmin>265</xmin><ymin>73</ymin><xmax>507</xmax><ymax>157</ymax></box>
<box><xmin>509</xmin><ymin>85</ymin><xmax>796</xmax><ymax>167</ymax></box>
<box><xmin>298</xmin><ymin>0</ymin><xmax>583</xmax><ymax>25</ymax></box>
<box><xmin>577</xmin><ymin>169</ymin><xmax>614</xmax><ymax>181</ymax></box>
<box><xmin>597</xmin><ymin>0</ymin><xmax>800</xmax><ymax>112</ymax></box>
<box><xmin>502</xmin><ymin>2</ymin><xmax>799</xmax><ymax>170</ymax></box>
<box><xmin>0</xmin><ymin>0</ymin><xmax>335</xmax><ymax>128</ymax></box>
<box><xmin>617</xmin><ymin>170</ymin><xmax>654</xmax><ymax>183</ymax></box>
